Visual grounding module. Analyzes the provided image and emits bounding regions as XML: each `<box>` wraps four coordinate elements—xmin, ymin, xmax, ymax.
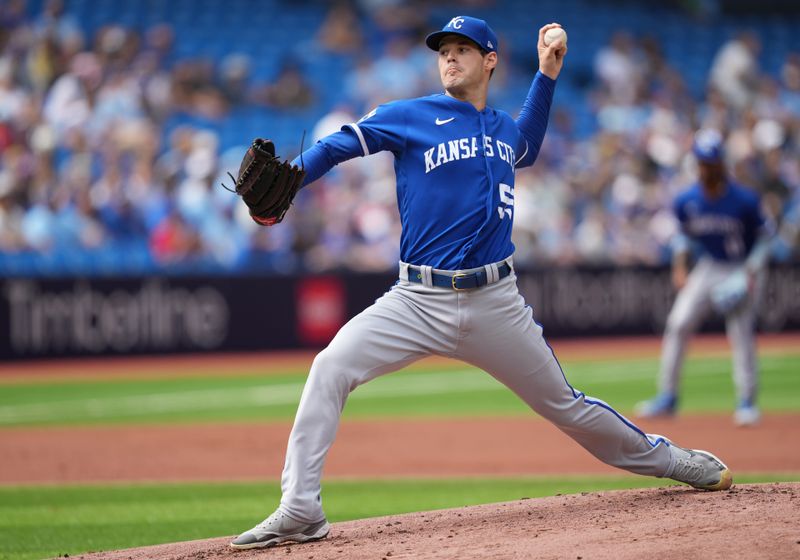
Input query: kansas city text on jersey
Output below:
<box><xmin>684</xmin><ymin>215</ymin><xmax>742</xmax><ymax>236</ymax></box>
<box><xmin>424</xmin><ymin>136</ymin><xmax>517</xmax><ymax>173</ymax></box>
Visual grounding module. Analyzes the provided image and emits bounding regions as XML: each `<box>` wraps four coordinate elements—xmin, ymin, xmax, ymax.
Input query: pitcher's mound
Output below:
<box><xmin>71</xmin><ymin>483</ymin><xmax>799</xmax><ymax>560</ymax></box>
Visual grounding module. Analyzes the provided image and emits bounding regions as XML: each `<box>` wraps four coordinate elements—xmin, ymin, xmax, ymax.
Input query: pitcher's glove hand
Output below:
<box><xmin>226</xmin><ymin>138</ymin><xmax>305</xmax><ymax>226</ymax></box>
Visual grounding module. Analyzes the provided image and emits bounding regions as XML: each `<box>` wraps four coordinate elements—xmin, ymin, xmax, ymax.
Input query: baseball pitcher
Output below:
<box><xmin>229</xmin><ymin>17</ymin><xmax>734</xmax><ymax>550</ymax></box>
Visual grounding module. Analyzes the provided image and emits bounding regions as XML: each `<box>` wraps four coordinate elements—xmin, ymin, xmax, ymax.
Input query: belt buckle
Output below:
<box><xmin>451</xmin><ymin>272</ymin><xmax>468</xmax><ymax>291</ymax></box>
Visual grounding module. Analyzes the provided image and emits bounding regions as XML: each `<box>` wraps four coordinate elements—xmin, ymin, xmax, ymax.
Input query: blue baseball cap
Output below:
<box><xmin>692</xmin><ymin>129</ymin><xmax>725</xmax><ymax>164</ymax></box>
<box><xmin>425</xmin><ymin>16</ymin><xmax>498</xmax><ymax>54</ymax></box>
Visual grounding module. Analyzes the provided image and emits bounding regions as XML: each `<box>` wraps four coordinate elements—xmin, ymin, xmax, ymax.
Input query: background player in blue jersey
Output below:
<box><xmin>231</xmin><ymin>17</ymin><xmax>734</xmax><ymax>550</ymax></box>
<box><xmin>636</xmin><ymin>129</ymin><xmax>771</xmax><ymax>427</ymax></box>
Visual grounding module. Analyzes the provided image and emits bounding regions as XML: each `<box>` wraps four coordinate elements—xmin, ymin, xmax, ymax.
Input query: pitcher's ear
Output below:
<box><xmin>485</xmin><ymin>51</ymin><xmax>498</xmax><ymax>71</ymax></box>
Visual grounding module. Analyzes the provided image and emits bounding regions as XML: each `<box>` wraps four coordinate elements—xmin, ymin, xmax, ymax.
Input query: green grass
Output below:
<box><xmin>1</xmin><ymin>351</ymin><xmax>798</xmax><ymax>559</ymax></box>
<box><xmin>1</xmin><ymin>474</ymin><xmax>798</xmax><ymax>560</ymax></box>
<box><xmin>0</xmin><ymin>354</ymin><xmax>799</xmax><ymax>427</ymax></box>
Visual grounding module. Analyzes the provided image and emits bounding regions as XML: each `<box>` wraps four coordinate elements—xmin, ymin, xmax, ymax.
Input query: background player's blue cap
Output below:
<box><xmin>425</xmin><ymin>16</ymin><xmax>498</xmax><ymax>54</ymax></box>
<box><xmin>692</xmin><ymin>129</ymin><xmax>725</xmax><ymax>164</ymax></box>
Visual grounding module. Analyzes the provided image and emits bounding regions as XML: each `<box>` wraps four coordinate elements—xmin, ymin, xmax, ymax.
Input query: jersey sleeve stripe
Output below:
<box><xmin>345</xmin><ymin>123</ymin><xmax>370</xmax><ymax>156</ymax></box>
<box><xmin>515</xmin><ymin>139</ymin><xmax>529</xmax><ymax>165</ymax></box>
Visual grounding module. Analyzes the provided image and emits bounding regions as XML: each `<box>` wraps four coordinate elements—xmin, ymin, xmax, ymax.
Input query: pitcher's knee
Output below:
<box><xmin>308</xmin><ymin>348</ymin><xmax>359</xmax><ymax>394</ymax></box>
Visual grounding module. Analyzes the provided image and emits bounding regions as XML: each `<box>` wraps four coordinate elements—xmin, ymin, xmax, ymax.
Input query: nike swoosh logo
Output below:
<box><xmin>435</xmin><ymin>117</ymin><xmax>455</xmax><ymax>125</ymax></box>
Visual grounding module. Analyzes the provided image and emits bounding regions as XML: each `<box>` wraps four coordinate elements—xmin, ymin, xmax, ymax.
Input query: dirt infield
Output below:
<box><xmin>71</xmin><ymin>483</ymin><xmax>800</xmax><ymax>560</ymax></box>
<box><xmin>2</xmin><ymin>333</ymin><xmax>800</xmax><ymax>484</ymax></box>
<box><xmin>3</xmin><ymin>414</ymin><xmax>800</xmax><ymax>484</ymax></box>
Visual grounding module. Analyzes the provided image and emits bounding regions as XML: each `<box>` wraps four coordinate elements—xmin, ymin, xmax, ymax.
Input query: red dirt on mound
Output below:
<box><xmin>69</xmin><ymin>483</ymin><xmax>800</xmax><ymax>560</ymax></box>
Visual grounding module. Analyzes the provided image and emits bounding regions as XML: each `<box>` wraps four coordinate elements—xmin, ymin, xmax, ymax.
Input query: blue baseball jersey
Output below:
<box><xmin>293</xmin><ymin>71</ymin><xmax>555</xmax><ymax>270</ymax></box>
<box><xmin>674</xmin><ymin>181</ymin><xmax>765</xmax><ymax>262</ymax></box>
<box><xmin>344</xmin><ymin>94</ymin><xmax>538</xmax><ymax>269</ymax></box>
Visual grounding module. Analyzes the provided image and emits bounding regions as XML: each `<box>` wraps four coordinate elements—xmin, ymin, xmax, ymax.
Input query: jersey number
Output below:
<box><xmin>498</xmin><ymin>183</ymin><xmax>514</xmax><ymax>220</ymax></box>
<box><xmin>725</xmin><ymin>234</ymin><xmax>744</xmax><ymax>259</ymax></box>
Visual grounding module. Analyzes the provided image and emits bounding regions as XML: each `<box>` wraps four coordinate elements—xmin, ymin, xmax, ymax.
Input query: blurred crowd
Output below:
<box><xmin>514</xmin><ymin>30</ymin><xmax>800</xmax><ymax>266</ymax></box>
<box><xmin>0</xmin><ymin>0</ymin><xmax>798</xmax><ymax>275</ymax></box>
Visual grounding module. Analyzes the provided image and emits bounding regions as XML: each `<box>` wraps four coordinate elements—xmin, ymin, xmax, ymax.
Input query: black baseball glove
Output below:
<box><xmin>225</xmin><ymin>138</ymin><xmax>305</xmax><ymax>226</ymax></box>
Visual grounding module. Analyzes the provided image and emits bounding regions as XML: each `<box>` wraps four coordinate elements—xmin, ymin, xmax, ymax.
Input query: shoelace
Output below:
<box><xmin>255</xmin><ymin>513</ymin><xmax>282</xmax><ymax>530</ymax></box>
<box><xmin>672</xmin><ymin>457</ymin><xmax>705</xmax><ymax>483</ymax></box>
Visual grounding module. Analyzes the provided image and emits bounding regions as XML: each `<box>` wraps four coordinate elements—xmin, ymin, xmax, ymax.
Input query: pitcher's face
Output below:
<box><xmin>437</xmin><ymin>35</ymin><xmax>495</xmax><ymax>95</ymax></box>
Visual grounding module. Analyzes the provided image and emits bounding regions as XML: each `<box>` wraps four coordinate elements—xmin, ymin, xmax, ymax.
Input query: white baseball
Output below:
<box><xmin>544</xmin><ymin>27</ymin><xmax>567</xmax><ymax>47</ymax></box>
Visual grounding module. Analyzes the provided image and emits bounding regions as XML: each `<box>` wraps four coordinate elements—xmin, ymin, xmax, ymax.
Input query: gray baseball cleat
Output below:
<box><xmin>734</xmin><ymin>402</ymin><xmax>760</xmax><ymax>427</ymax></box>
<box><xmin>230</xmin><ymin>509</ymin><xmax>330</xmax><ymax>550</ymax></box>
<box><xmin>665</xmin><ymin>442</ymin><xmax>733</xmax><ymax>491</ymax></box>
<box><xmin>634</xmin><ymin>393</ymin><xmax>677</xmax><ymax>418</ymax></box>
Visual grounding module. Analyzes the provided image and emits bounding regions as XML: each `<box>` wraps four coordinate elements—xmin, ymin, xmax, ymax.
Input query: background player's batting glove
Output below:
<box><xmin>225</xmin><ymin>138</ymin><xmax>305</xmax><ymax>226</ymax></box>
<box><xmin>710</xmin><ymin>268</ymin><xmax>749</xmax><ymax>315</ymax></box>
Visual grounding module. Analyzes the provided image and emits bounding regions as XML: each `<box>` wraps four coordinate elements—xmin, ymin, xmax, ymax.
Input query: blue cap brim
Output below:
<box><xmin>425</xmin><ymin>31</ymin><xmax>482</xmax><ymax>52</ymax></box>
<box><xmin>693</xmin><ymin>148</ymin><xmax>724</xmax><ymax>164</ymax></box>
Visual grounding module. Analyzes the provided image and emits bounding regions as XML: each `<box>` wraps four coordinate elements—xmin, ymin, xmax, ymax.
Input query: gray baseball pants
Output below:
<box><xmin>658</xmin><ymin>257</ymin><xmax>760</xmax><ymax>403</ymax></box>
<box><xmin>280</xmin><ymin>261</ymin><xmax>674</xmax><ymax>523</ymax></box>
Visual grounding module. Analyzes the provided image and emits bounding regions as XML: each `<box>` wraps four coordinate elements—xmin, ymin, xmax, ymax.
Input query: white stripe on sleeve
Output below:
<box><xmin>345</xmin><ymin>123</ymin><xmax>370</xmax><ymax>156</ymax></box>
<box><xmin>515</xmin><ymin>139</ymin><xmax>529</xmax><ymax>166</ymax></box>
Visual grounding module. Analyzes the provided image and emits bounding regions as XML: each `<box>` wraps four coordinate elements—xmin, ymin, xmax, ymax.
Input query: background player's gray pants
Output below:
<box><xmin>659</xmin><ymin>258</ymin><xmax>760</xmax><ymax>403</ymax></box>
<box><xmin>280</xmin><ymin>269</ymin><xmax>673</xmax><ymax>523</ymax></box>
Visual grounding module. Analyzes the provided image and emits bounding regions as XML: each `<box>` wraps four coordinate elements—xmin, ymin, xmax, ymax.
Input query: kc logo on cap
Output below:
<box><xmin>425</xmin><ymin>15</ymin><xmax>499</xmax><ymax>54</ymax></box>
<box><xmin>692</xmin><ymin>129</ymin><xmax>725</xmax><ymax>163</ymax></box>
<box><xmin>447</xmin><ymin>17</ymin><xmax>465</xmax><ymax>29</ymax></box>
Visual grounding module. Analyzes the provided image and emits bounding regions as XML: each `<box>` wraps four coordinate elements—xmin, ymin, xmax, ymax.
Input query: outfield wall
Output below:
<box><xmin>2</xmin><ymin>264</ymin><xmax>799</xmax><ymax>360</ymax></box>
